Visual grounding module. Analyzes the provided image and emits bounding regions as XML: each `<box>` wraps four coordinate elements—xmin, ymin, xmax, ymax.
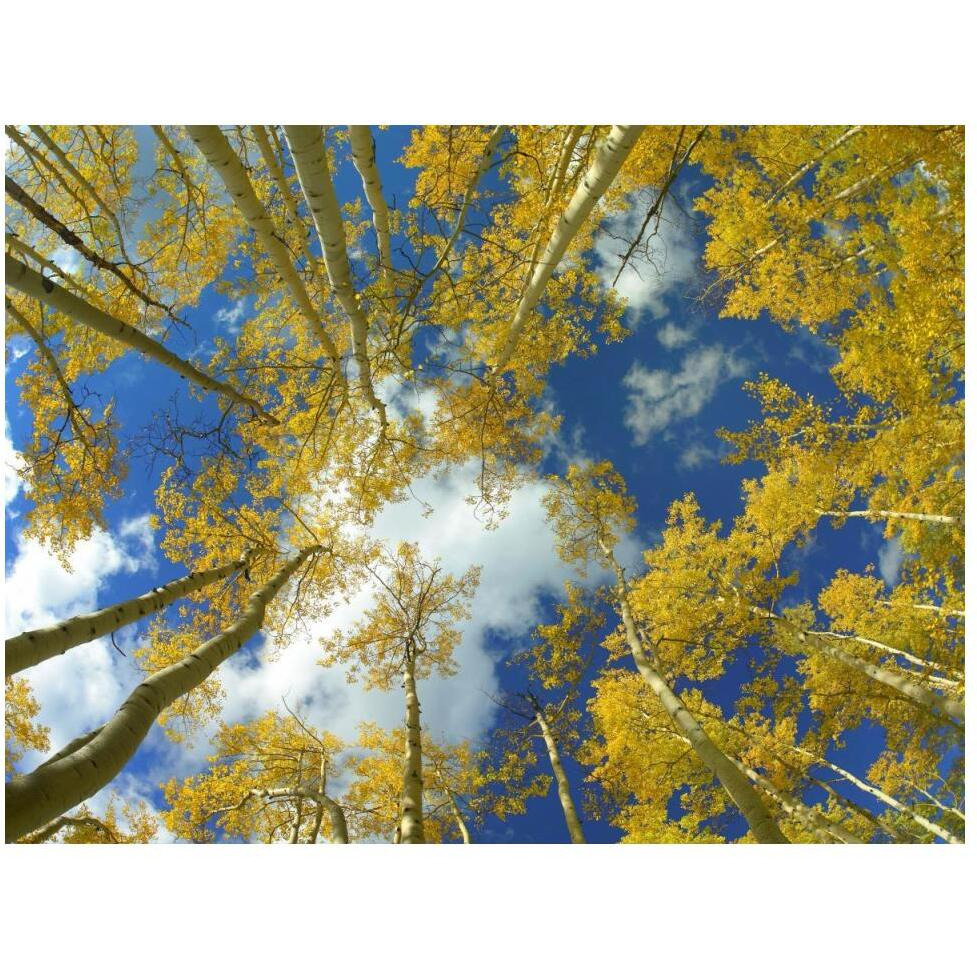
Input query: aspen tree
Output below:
<box><xmin>283</xmin><ymin>125</ymin><xmax>389</xmax><ymax>428</ymax></box>
<box><xmin>6</xmin><ymin>551</ymin><xmax>253</xmax><ymax>677</ymax></box>
<box><xmin>544</xmin><ymin>462</ymin><xmax>789</xmax><ymax>844</ymax></box>
<box><xmin>5</xmin><ymin>546</ymin><xmax>322</xmax><ymax>840</ymax></box>
<box><xmin>320</xmin><ymin>543</ymin><xmax>479</xmax><ymax>844</ymax></box>
<box><xmin>5</xmin><ymin>254</ymin><xmax>278</xmax><ymax>424</ymax></box>
<box><xmin>163</xmin><ymin>711</ymin><xmax>347</xmax><ymax>843</ymax></box>
<box><xmin>493</xmin><ymin>125</ymin><xmax>645</xmax><ymax>371</ymax></box>
<box><xmin>184</xmin><ymin>125</ymin><xmax>344</xmax><ymax>376</ymax></box>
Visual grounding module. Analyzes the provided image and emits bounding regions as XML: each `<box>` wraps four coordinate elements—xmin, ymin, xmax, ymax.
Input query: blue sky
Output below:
<box><xmin>4</xmin><ymin>126</ymin><xmax>910</xmax><ymax>843</ymax></box>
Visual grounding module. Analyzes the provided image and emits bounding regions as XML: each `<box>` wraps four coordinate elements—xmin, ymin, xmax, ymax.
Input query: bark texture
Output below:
<box><xmin>283</xmin><ymin>126</ymin><xmax>388</xmax><ymax>428</ymax></box>
<box><xmin>185</xmin><ymin>125</ymin><xmax>342</xmax><ymax>369</ymax></box>
<box><xmin>6</xmin><ymin>553</ymin><xmax>250</xmax><ymax>677</ymax></box>
<box><xmin>398</xmin><ymin>648</ymin><xmax>425</xmax><ymax>843</ymax></box>
<box><xmin>534</xmin><ymin>707</ymin><xmax>587</xmax><ymax>843</ymax></box>
<box><xmin>347</xmin><ymin>125</ymin><xmax>396</xmax><ymax>306</ymax></box>
<box><xmin>603</xmin><ymin>543</ymin><xmax>790</xmax><ymax>844</ymax></box>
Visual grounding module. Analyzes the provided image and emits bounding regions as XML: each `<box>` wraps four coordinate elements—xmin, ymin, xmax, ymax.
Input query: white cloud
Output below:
<box><xmin>622</xmin><ymin>345</ymin><xmax>751</xmax><ymax>446</ymax></box>
<box><xmin>214</xmin><ymin>297</ymin><xmax>248</xmax><ymax>332</ymax></box>
<box><xmin>214</xmin><ymin>463</ymin><xmax>644</xmax><ymax>755</ymax></box>
<box><xmin>677</xmin><ymin>441</ymin><xmax>723</xmax><ymax>471</ymax></box>
<box><xmin>4</xmin><ymin>418</ymin><xmax>24</xmax><ymax>506</ymax></box>
<box><xmin>594</xmin><ymin>193</ymin><xmax>699</xmax><ymax>322</ymax></box>
<box><xmin>656</xmin><ymin>322</ymin><xmax>695</xmax><ymax>349</ymax></box>
<box><xmin>877</xmin><ymin>534</ymin><xmax>906</xmax><ymax>587</ymax></box>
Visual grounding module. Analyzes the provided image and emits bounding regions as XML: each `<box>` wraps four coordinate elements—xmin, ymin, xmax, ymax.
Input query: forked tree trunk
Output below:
<box><xmin>5</xmin><ymin>254</ymin><xmax>278</xmax><ymax>425</ymax></box>
<box><xmin>5</xmin><ymin>546</ymin><xmax>321</xmax><ymax>841</ymax></box>
<box><xmin>398</xmin><ymin>648</ymin><xmax>425</xmax><ymax>844</ymax></box>
<box><xmin>601</xmin><ymin>542</ymin><xmax>790</xmax><ymax>844</ymax></box>
<box><xmin>282</xmin><ymin>126</ymin><xmax>388</xmax><ymax>430</ymax></box>
<box><xmin>534</xmin><ymin>707</ymin><xmax>587</xmax><ymax>844</ymax></box>
<box><xmin>433</xmin><ymin>767</ymin><xmax>471</xmax><ymax>844</ymax></box>
<box><xmin>493</xmin><ymin>124</ymin><xmax>645</xmax><ymax>371</ymax></box>
<box><xmin>6</xmin><ymin>552</ymin><xmax>251</xmax><ymax>677</ymax></box>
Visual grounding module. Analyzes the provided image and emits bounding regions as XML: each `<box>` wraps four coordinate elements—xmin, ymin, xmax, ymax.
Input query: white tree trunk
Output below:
<box><xmin>434</xmin><ymin>767</ymin><xmax>471</xmax><ymax>844</ymax></box>
<box><xmin>735</xmin><ymin>601</ymin><xmax>966</xmax><ymax>725</ymax></box>
<box><xmin>251</xmin><ymin>125</ymin><xmax>315</xmax><ymax>270</ymax></box>
<box><xmin>792</xmin><ymin>747</ymin><xmax>962</xmax><ymax>845</ymax></box>
<box><xmin>602</xmin><ymin>544</ymin><xmax>789</xmax><ymax>844</ymax></box>
<box><xmin>6</xmin><ymin>553</ymin><xmax>251</xmax><ymax>677</ymax></box>
<box><xmin>185</xmin><ymin>126</ymin><xmax>342</xmax><ymax>372</ymax></box>
<box><xmin>729</xmin><ymin>756</ymin><xmax>862</xmax><ymax>844</ymax></box>
<box><xmin>6</xmin><ymin>175</ymin><xmax>171</xmax><ymax>319</ymax></box>
<box><xmin>347</xmin><ymin>126</ymin><xmax>396</xmax><ymax>307</ymax></box>
<box><xmin>534</xmin><ymin>708</ymin><xmax>586</xmax><ymax>843</ymax></box>
<box><xmin>817</xmin><ymin>508</ymin><xmax>960</xmax><ymax>526</ymax></box>
<box><xmin>398</xmin><ymin>649</ymin><xmax>425</xmax><ymax>843</ymax></box>
<box><xmin>805</xmin><ymin>630</ymin><xmax>963</xmax><ymax>685</ymax></box>
<box><xmin>764</xmin><ymin>126</ymin><xmax>863</xmax><ymax>208</ymax></box>
<box><xmin>493</xmin><ymin>125</ymin><xmax>645</xmax><ymax>371</ymax></box>
<box><xmin>5</xmin><ymin>546</ymin><xmax>321</xmax><ymax>841</ymax></box>
<box><xmin>283</xmin><ymin>126</ymin><xmax>388</xmax><ymax>429</ymax></box>
<box><xmin>5</xmin><ymin>254</ymin><xmax>278</xmax><ymax>424</ymax></box>
<box><xmin>799</xmin><ymin>628</ymin><xmax>964</xmax><ymax>724</ymax></box>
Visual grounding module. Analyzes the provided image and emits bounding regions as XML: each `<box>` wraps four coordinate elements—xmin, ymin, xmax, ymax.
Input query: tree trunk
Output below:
<box><xmin>817</xmin><ymin>508</ymin><xmax>960</xmax><ymax>526</ymax></box>
<box><xmin>434</xmin><ymin>767</ymin><xmax>471</xmax><ymax>844</ymax></box>
<box><xmin>797</xmin><ymin>627</ymin><xmax>965</xmax><ymax>724</ymax></box>
<box><xmin>493</xmin><ymin>125</ymin><xmax>645</xmax><ymax>371</ymax></box>
<box><xmin>185</xmin><ymin>125</ymin><xmax>342</xmax><ymax>372</ymax></box>
<box><xmin>5</xmin><ymin>254</ymin><xmax>278</xmax><ymax>425</ymax></box>
<box><xmin>347</xmin><ymin>125</ymin><xmax>396</xmax><ymax>308</ymax></box>
<box><xmin>5</xmin><ymin>546</ymin><xmax>321</xmax><ymax>841</ymax></box>
<box><xmin>251</xmin><ymin>125</ymin><xmax>315</xmax><ymax>270</ymax></box>
<box><xmin>5</xmin><ymin>175</ymin><xmax>175</xmax><ymax>320</ymax></box>
<box><xmin>398</xmin><ymin>648</ymin><xmax>425</xmax><ymax>844</ymax></box>
<box><xmin>764</xmin><ymin>126</ymin><xmax>864</xmax><ymax>208</ymax></box>
<box><xmin>805</xmin><ymin>630</ymin><xmax>963</xmax><ymax>685</ymax></box>
<box><xmin>735</xmin><ymin>601</ymin><xmax>966</xmax><ymax>725</ymax></box>
<box><xmin>728</xmin><ymin>755</ymin><xmax>861</xmax><ymax>844</ymax></box>
<box><xmin>602</xmin><ymin>544</ymin><xmax>790</xmax><ymax>844</ymax></box>
<box><xmin>6</xmin><ymin>553</ymin><xmax>251</xmax><ymax>677</ymax></box>
<box><xmin>883</xmin><ymin>601</ymin><xmax>965</xmax><ymax>619</ymax></box>
<box><xmin>282</xmin><ymin>126</ymin><xmax>388</xmax><ymax>430</ymax></box>
<box><xmin>534</xmin><ymin>707</ymin><xmax>587</xmax><ymax>843</ymax></box>
<box><xmin>805</xmin><ymin>772</ymin><xmax>909</xmax><ymax>843</ymax></box>
<box><xmin>792</xmin><ymin>747</ymin><xmax>962</xmax><ymax>845</ymax></box>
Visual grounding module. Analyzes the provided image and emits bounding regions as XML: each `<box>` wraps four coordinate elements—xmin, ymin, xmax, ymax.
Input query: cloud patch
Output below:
<box><xmin>594</xmin><ymin>193</ymin><xmax>699</xmax><ymax>322</ymax></box>
<box><xmin>622</xmin><ymin>345</ymin><xmax>750</xmax><ymax>446</ymax></box>
<box><xmin>214</xmin><ymin>297</ymin><xmax>248</xmax><ymax>332</ymax></box>
<box><xmin>656</xmin><ymin>322</ymin><xmax>695</xmax><ymax>349</ymax></box>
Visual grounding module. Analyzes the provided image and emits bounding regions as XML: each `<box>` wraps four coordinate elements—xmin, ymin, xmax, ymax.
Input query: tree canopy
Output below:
<box><xmin>4</xmin><ymin>124</ymin><xmax>964</xmax><ymax>845</ymax></box>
